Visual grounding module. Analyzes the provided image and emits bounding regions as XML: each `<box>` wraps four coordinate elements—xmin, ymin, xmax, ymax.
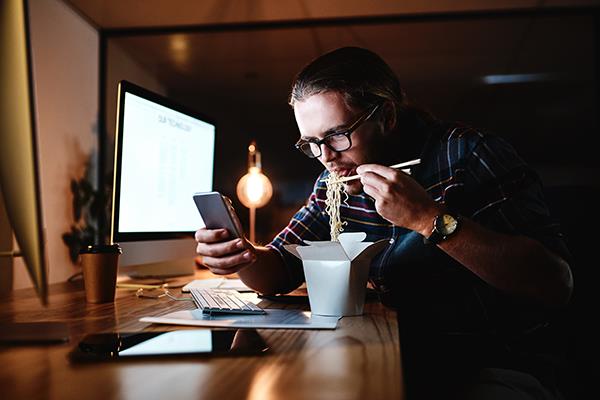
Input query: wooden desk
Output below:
<box><xmin>0</xmin><ymin>271</ymin><xmax>403</xmax><ymax>400</ymax></box>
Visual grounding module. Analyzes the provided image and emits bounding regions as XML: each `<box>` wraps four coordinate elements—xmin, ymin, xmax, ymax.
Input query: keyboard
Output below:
<box><xmin>189</xmin><ymin>288</ymin><xmax>266</xmax><ymax>315</ymax></box>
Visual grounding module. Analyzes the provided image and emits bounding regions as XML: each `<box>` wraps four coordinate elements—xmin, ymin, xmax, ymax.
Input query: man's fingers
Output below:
<box><xmin>360</xmin><ymin>172</ymin><xmax>388</xmax><ymax>193</ymax></box>
<box><xmin>361</xmin><ymin>181</ymin><xmax>383</xmax><ymax>201</ymax></box>
<box><xmin>196</xmin><ymin>238</ymin><xmax>246</xmax><ymax>257</ymax></box>
<box><xmin>207</xmin><ymin>267</ymin><xmax>236</xmax><ymax>276</ymax></box>
<box><xmin>202</xmin><ymin>250</ymin><xmax>255</xmax><ymax>270</ymax></box>
<box><xmin>356</xmin><ymin>164</ymin><xmax>400</xmax><ymax>181</ymax></box>
<box><xmin>195</xmin><ymin>227</ymin><xmax>231</xmax><ymax>243</ymax></box>
<box><xmin>207</xmin><ymin>264</ymin><xmax>251</xmax><ymax>276</ymax></box>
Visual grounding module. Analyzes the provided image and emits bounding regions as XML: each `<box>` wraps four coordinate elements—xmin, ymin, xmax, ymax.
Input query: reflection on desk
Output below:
<box><xmin>0</xmin><ymin>270</ymin><xmax>403</xmax><ymax>400</ymax></box>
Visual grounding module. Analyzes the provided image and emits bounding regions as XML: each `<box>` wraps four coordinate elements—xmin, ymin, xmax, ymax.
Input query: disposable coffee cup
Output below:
<box><xmin>79</xmin><ymin>244</ymin><xmax>122</xmax><ymax>303</ymax></box>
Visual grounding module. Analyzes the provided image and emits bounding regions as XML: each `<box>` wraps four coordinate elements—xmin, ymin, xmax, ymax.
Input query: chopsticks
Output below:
<box><xmin>322</xmin><ymin>158</ymin><xmax>421</xmax><ymax>184</ymax></box>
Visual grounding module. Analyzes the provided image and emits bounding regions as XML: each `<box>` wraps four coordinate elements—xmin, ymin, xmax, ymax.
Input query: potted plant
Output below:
<box><xmin>62</xmin><ymin>161</ymin><xmax>110</xmax><ymax>264</ymax></box>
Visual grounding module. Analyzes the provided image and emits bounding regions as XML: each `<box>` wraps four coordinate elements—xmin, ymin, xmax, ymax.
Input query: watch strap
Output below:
<box><xmin>423</xmin><ymin>228</ymin><xmax>444</xmax><ymax>245</ymax></box>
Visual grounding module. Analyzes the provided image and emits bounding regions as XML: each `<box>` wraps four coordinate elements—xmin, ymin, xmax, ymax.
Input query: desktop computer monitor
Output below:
<box><xmin>111</xmin><ymin>81</ymin><xmax>215</xmax><ymax>277</ymax></box>
<box><xmin>0</xmin><ymin>0</ymin><xmax>48</xmax><ymax>303</ymax></box>
<box><xmin>0</xmin><ymin>0</ymin><xmax>68</xmax><ymax>344</ymax></box>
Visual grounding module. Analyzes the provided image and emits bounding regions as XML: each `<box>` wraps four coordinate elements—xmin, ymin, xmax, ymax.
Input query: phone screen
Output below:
<box><xmin>69</xmin><ymin>329</ymin><xmax>268</xmax><ymax>361</ymax></box>
<box><xmin>193</xmin><ymin>191</ymin><xmax>241</xmax><ymax>238</ymax></box>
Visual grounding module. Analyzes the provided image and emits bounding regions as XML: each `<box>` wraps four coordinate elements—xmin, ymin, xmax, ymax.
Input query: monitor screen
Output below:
<box><xmin>111</xmin><ymin>81</ymin><xmax>215</xmax><ymax>277</ymax></box>
<box><xmin>111</xmin><ymin>81</ymin><xmax>214</xmax><ymax>242</ymax></box>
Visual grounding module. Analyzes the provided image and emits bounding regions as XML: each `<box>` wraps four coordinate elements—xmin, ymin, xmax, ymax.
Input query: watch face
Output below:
<box><xmin>437</xmin><ymin>214</ymin><xmax>458</xmax><ymax>235</ymax></box>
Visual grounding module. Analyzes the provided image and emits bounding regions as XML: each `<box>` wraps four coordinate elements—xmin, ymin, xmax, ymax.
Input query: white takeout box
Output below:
<box><xmin>284</xmin><ymin>232</ymin><xmax>388</xmax><ymax>317</ymax></box>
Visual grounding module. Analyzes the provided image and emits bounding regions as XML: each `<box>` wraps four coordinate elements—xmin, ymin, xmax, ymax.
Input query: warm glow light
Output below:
<box><xmin>237</xmin><ymin>141</ymin><xmax>272</xmax><ymax>243</ymax></box>
<box><xmin>170</xmin><ymin>34</ymin><xmax>188</xmax><ymax>52</ymax></box>
<box><xmin>170</xmin><ymin>34</ymin><xmax>189</xmax><ymax>68</ymax></box>
<box><xmin>237</xmin><ymin>167</ymin><xmax>272</xmax><ymax>208</ymax></box>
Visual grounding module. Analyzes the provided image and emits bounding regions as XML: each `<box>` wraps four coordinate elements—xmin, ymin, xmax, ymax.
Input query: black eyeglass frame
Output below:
<box><xmin>294</xmin><ymin>104</ymin><xmax>381</xmax><ymax>159</ymax></box>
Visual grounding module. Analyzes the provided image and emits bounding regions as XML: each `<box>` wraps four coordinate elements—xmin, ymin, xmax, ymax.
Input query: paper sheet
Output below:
<box><xmin>140</xmin><ymin>309</ymin><xmax>339</xmax><ymax>330</ymax></box>
<box><xmin>182</xmin><ymin>278</ymin><xmax>252</xmax><ymax>293</ymax></box>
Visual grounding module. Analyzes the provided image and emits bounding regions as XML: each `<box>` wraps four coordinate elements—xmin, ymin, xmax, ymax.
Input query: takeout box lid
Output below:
<box><xmin>283</xmin><ymin>232</ymin><xmax>388</xmax><ymax>262</ymax></box>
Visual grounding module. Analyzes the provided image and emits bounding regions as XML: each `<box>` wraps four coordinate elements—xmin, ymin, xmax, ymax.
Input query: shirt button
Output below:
<box><xmin>389</xmin><ymin>238</ymin><xmax>395</xmax><ymax>244</ymax></box>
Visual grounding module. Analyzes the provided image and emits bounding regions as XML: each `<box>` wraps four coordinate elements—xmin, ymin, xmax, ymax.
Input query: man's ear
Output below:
<box><xmin>382</xmin><ymin>101</ymin><xmax>397</xmax><ymax>132</ymax></box>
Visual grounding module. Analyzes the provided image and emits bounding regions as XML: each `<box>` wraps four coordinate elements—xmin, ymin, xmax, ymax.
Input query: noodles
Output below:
<box><xmin>325</xmin><ymin>171</ymin><xmax>347</xmax><ymax>241</ymax></box>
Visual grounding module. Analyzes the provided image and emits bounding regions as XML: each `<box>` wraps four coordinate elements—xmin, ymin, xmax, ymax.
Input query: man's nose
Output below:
<box><xmin>319</xmin><ymin>144</ymin><xmax>338</xmax><ymax>163</ymax></box>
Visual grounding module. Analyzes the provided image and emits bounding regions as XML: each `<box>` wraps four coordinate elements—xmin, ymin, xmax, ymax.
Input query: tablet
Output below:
<box><xmin>69</xmin><ymin>329</ymin><xmax>268</xmax><ymax>362</ymax></box>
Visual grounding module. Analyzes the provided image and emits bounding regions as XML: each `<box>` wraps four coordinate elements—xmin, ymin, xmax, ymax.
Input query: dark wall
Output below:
<box><xmin>105</xmin><ymin>9</ymin><xmax>599</xmax><ymax>243</ymax></box>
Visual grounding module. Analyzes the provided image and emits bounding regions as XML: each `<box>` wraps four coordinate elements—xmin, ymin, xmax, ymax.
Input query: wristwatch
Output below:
<box><xmin>423</xmin><ymin>213</ymin><xmax>460</xmax><ymax>245</ymax></box>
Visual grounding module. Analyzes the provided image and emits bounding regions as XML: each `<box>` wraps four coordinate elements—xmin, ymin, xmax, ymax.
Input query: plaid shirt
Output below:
<box><xmin>267</xmin><ymin>122</ymin><xmax>568</xmax><ymax>331</ymax></box>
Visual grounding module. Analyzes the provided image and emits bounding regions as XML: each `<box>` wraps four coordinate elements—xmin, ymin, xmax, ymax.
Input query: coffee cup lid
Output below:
<box><xmin>79</xmin><ymin>244</ymin><xmax>122</xmax><ymax>254</ymax></box>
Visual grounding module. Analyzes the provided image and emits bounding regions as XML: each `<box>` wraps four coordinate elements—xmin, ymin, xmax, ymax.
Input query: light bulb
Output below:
<box><xmin>236</xmin><ymin>166</ymin><xmax>273</xmax><ymax>208</ymax></box>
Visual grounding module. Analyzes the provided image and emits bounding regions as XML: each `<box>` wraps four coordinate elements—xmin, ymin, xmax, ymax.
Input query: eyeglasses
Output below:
<box><xmin>295</xmin><ymin>104</ymin><xmax>380</xmax><ymax>159</ymax></box>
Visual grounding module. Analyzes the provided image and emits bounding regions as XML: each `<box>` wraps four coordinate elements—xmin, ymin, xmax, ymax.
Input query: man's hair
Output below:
<box><xmin>289</xmin><ymin>47</ymin><xmax>403</xmax><ymax>110</ymax></box>
<box><xmin>289</xmin><ymin>47</ymin><xmax>435</xmax><ymax>128</ymax></box>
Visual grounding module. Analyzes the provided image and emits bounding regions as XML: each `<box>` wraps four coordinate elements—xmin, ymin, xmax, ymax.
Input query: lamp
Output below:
<box><xmin>236</xmin><ymin>141</ymin><xmax>273</xmax><ymax>243</ymax></box>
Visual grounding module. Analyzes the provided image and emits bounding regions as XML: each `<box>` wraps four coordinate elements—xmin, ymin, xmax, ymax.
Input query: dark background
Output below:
<box><xmin>57</xmin><ymin>5</ymin><xmax>599</xmax><ymax>394</ymax></box>
<box><xmin>99</xmin><ymin>9</ymin><xmax>598</xmax><ymax>244</ymax></box>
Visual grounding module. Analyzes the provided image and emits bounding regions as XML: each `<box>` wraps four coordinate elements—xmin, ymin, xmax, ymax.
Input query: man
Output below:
<box><xmin>195</xmin><ymin>47</ymin><xmax>573</xmax><ymax>398</ymax></box>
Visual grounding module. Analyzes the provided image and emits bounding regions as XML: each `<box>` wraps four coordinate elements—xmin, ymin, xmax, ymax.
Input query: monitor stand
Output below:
<box><xmin>119</xmin><ymin>258</ymin><xmax>195</xmax><ymax>278</ymax></box>
<box><xmin>117</xmin><ymin>238</ymin><xmax>197</xmax><ymax>278</ymax></box>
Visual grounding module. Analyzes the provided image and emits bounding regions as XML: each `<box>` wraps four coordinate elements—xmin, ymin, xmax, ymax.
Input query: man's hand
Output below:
<box><xmin>194</xmin><ymin>228</ymin><xmax>256</xmax><ymax>275</ymax></box>
<box><xmin>356</xmin><ymin>164</ymin><xmax>442</xmax><ymax>235</ymax></box>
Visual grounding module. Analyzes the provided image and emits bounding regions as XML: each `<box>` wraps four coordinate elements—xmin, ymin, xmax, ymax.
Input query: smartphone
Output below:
<box><xmin>193</xmin><ymin>191</ymin><xmax>242</xmax><ymax>239</ymax></box>
<box><xmin>69</xmin><ymin>329</ymin><xmax>268</xmax><ymax>362</ymax></box>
